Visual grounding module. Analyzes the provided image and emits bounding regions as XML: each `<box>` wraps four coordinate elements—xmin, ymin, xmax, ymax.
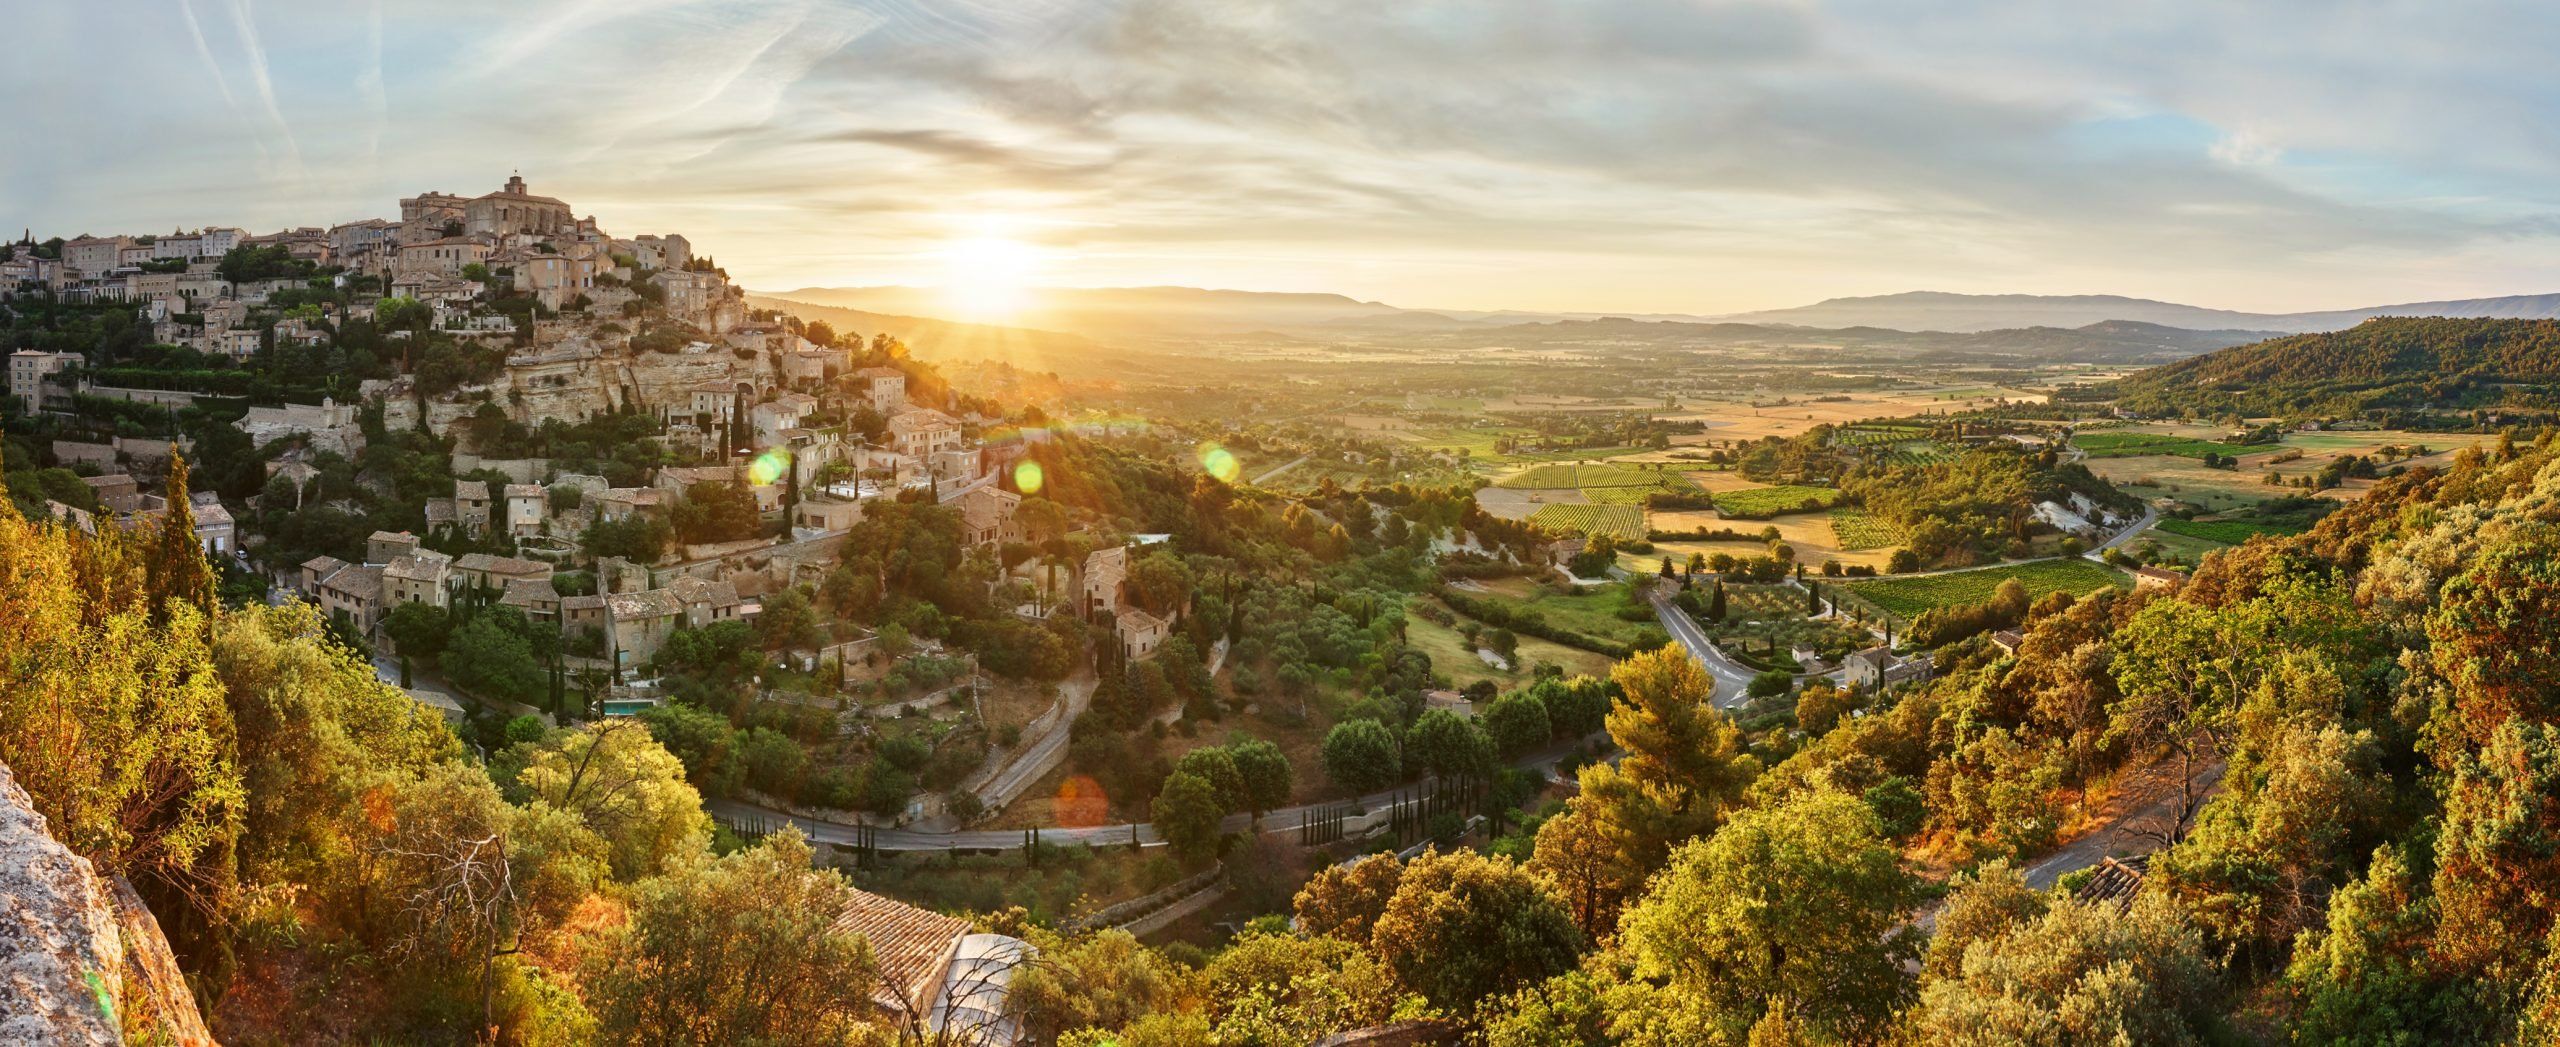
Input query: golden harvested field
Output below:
<box><xmin>1656</xmin><ymin>386</ymin><xmax>2047</xmax><ymax>441</ymax></box>
<box><xmin>1641</xmin><ymin>509</ymin><xmax>1897</xmax><ymax>572</ymax></box>
<box><xmin>2085</xmin><ymin>428</ymin><xmax>2492</xmax><ymax>510</ymax></box>
<box><xmin>1481</xmin><ymin>394</ymin><xmax>1657</xmax><ymax>413</ymax></box>
<box><xmin>1685</xmin><ymin>471</ymin><xmax>1778</xmax><ymax>493</ymax></box>
<box><xmin>2085</xmin><ymin>456</ymin><xmax>2285</xmax><ymax>511</ymax></box>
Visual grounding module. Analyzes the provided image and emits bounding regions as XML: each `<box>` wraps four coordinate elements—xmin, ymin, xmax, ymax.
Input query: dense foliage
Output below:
<box><xmin>2116</xmin><ymin>316</ymin><xmax>2560</xmax><ymax>419</ymax></box>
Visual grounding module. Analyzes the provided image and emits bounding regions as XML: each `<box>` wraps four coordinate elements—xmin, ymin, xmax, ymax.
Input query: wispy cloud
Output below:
<box><xmin>222</xmin><ymin>0</ymin><xmax>303</xmax><ymax>178</ymax></box>
<box><xmin>15</xmin><ymin>1</ymin><xmax>2560</xmax><ymax>314</ymax></box>
<box><xmin>175</xmin><ymin>0</ymin><xmax>256</xmax><ymax>159</ymax></box>
<box><xmin>358</xmin><ymin>0</ymin><xmax>386</xmax><ymax>166</ymax></box>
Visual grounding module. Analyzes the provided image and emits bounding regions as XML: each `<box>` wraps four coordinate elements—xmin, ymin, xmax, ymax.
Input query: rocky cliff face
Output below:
<box><xmin>0</xmin><ymin>761</ymin><xmax>216</xmax><ymax>1046</ymax></box>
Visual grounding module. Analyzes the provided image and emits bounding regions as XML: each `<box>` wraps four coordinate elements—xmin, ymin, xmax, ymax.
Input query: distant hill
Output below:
<box><xmin>2114</xmin><ymin>316</ymin><xmax>2560</xmax><ymax>417</ymax></box>
<box><xmin>742</xmin><ymin>295</ymin><xmax>1120</xmax><ymax>376</ymax></box>
<box><xmin>759</xmin><ymin>285</ymin><xmax>1407</xmax><ymax>337</ymax></box>
<box><xmin>1410</xmin><ymin>315</ymin><xmax>2272</xmax><ymax>364</ymax></box>
<box><xmin>758</xmin><ymin>286</ymin><xmax>2269</xmax><ymax>365</ymax></box>
<box><xmin>1713</xmin><ymin>289</ymin><xmax>2560</xmax><ymax>335</ymax></box>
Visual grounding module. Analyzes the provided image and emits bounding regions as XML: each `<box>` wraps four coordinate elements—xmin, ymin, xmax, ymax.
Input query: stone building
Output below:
<box><xmin>464</xmin><ymin>175</ymin><xmax>575</xmax><ymax>238</ymax></box>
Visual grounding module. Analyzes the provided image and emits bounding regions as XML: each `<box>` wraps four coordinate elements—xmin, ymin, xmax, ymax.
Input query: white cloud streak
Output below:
<box><xmin>223</xmin><ymin>0</ymin><xmax>303</xmax><ymax>178</ymax></box>
<box><xmin>16</xmin><ymin>1</ymin><xmax>2560</xmax><ymax>314</ymax></box>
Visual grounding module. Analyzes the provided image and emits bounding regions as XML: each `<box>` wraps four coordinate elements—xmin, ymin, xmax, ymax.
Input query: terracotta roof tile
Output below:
<box><xmin>831</xmin><ymin>888</ymin><xmax>971</xmax><ymax>1011</ymax></box>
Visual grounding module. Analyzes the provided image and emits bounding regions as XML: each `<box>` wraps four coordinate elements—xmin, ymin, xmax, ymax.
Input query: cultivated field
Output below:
<box><xmin>1843</xmin><ymin>558</ymin><xmax>2130</xmax><ymax>617</ymax></box>
<box><xmin>1643</xmin><ymin>510</ymin><xmax>1899</xmax><ymax>573</ymax></box>
<box><xmin>2155</xmin><ymin>517</ymin><xmax>2303</xmax><ymax>543</ymax></box>
<box><xmin>1655</xmin><ymin>385</ymin><xmax>2049</xmax><ymax>441</ymax></box>
<box><xmin>1445</xmin><ymin>577</ymin><xmax>1668</xmax><ymax>650</ymax></box>
<box><xmin>1827</xmin><ymin>508</ymin><xmax>1902</xmax><ymax>550</ymax></box>
<box><xmin>1692</xmin><ymin>582</ymin><xmax>1874</xmax><ymax>667</ymax></box>
<box><xmin>1406</xmin><ymin>597</ymin><xmax>1614</xmax><ymax>688</ymax></box>
<box><xmin>2073</xmin><ymin>432</ymin><xmax>2260</xmax><ymax>459</ymax></box>
<box><xmin>1530</xmin><ymin>503</ymin><xmax>1646</xmax><ymax>540</ymax></box>
<box><xmin>1474</xmin><ymin>487</ymin><xmax>1583</xmax><ymax>521</ymax></box>
<box><xmin>1499</xmin><ymin>463</ymin><xmax>1672</xmax><ymax>489</ymax></box>
<box><xmin>1713</xmin><ymin>484</ymin><xmax>1843</xmax><ymax>519</ymax></box>
<box><xmin>2087</xmin><ymin>457</ymin><xmax>2285</xmax><ymax>511</ymax></box>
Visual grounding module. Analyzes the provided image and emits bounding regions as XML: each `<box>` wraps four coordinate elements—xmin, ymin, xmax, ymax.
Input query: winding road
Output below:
<box><xmin>709</xmin><ymin>733</ymin><xmax>1605</xmax><ymax>853</ymax></box>
<box><xmin>1644</xmin><ymin>584</ymin><xmax>1762</xmax><ymax>708</ymax></box>
<box><xmin>965</xmin><ymin>673</ymin><xmax>1098</xmax><ymax>813</ymax></box>
<box><xmin>1250</xmin><ymin>454</ymin><xmax>1314</xmax><ymax>486</ymax></box>
<box><xmin>716</xmin><ymin>732</ymin><xmax>1597</xmax><ymax>855</ymax></box>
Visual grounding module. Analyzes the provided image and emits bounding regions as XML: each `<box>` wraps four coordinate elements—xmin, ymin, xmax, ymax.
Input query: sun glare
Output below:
<box><xmin>937</xmin><ymin>232</ymin><xmax>1043</xmax><ymax>321</ymax></box>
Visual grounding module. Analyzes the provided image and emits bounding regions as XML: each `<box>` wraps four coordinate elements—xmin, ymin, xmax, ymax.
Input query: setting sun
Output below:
<box><xmin>936</xmin><ymin>232</ymin><xmax>1044</xmax><ymax>321</ymax></box>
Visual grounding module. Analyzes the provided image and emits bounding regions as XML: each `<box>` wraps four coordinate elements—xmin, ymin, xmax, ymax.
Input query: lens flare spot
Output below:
<box><xmin>1014</xmin><ymin>460</ymin><xmax>1045</xmax><ymax>494</ymax></box>
<box><xmin>747</xmin><ymin>448</ymin><xmax>792</xmax><ymax>487</ymax></box>
<box><xmin>1199</xmin><ymin>444</ymin><xmax>1241</xmax><ymax>484</ymax></box>
<box><xmin>1054</xmin><ymin>774</ymin><xmax>1109</xmax><ymax>828</ymax></box>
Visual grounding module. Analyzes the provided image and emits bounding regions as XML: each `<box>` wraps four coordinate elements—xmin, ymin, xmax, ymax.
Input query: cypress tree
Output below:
<box><xmin>145</xmin><ymin>454</ymin><xmax>216</xmax><ymax>624</ymax></box>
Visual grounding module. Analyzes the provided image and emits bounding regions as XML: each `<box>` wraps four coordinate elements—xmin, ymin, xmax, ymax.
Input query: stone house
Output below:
<box><xmin>452</xmin><ymin>553</ymin><xmax>554</xmax><ymax>593</ymax></box>
<box><xmin>596</xmin><ymin>487</ymin><xmax>668</xmax><ymax>523</ymax></box>
<box><xmin>2131</xmin><ymin>566</ymin><xmax>2188</xmax><ymax>591</ymax></box>
<box><xmin>889</xmin><ymin>407</ymin><xmax>963</xmax><ymax>459</ymax></box>
<box><xmin>1116</xmin><ymin>607</ymin><xmax>1171</xmax><ymax>661</ymax></box>
<box><xmin>949</xmin><ymin>485</ymin><xmax>1022</xmax><ymax>549</ymax></box>
<box><xmin>302</xmin><ymin>558</ymin><xmax>385</xmax><ymax>637</ymax></box>
<box><xmin>605</xmin><ymin>589</ymin><xmax>684</xmax><ymax>674</ymax></box>
<box><xmin>857</xmin><ymin>366</ymin><xmax>906</xmax><ymax>413</ymax></box>
<box><xmin>367</xmin><ymin>530</ymin><xmax>422</xmax><ymax>565</ymax></box>
<box><xmin>452</xmin><ymin>480</ymin><xmax>493</xmax><ymax>535</ymax></box>
<box><xmin>502</xmin><ymin>484</ymin><xmax>549</xmax><ymax>538</ymax></box>
<box><xmin>667</xmin><ymin>575</ymin><xmax>752</xmax><ymax>628</ymax></box>
<box><xmin>499</xmin><ymin>578</ymin><xmax>563</xmax><ymax>620</ymax></box>
<box><xmin>1081</xmin><ymin>546</ymin><xmax>1128</xmax><ymax>617</ymax></box>
<box><xmin>1845</xmin><ymin>646</ymin><xmax>1933</xmax><ymax>690</ymax></box>
<box><xmin>513</xmin><ymin>254</ymin><xmax>597</xmax><ymax>309</ymax></box>
<box><xmin>394</xmin><ymin>238</ymin><xmax>492</xmax><ymax>280</ymax></box>
<box><xmin>382</xmin><ymin>549</ymin><xmax>455</xmax><ymax>609</ymax></box>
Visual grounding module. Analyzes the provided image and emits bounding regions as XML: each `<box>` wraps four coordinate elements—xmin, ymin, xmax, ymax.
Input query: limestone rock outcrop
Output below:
<box><xmin>0</xmin><ymin>761</ymin><xmax>215</xmax><ymax>1046</ymax></box>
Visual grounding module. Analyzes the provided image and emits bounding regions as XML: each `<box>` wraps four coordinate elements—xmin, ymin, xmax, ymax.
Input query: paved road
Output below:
<box><xmin>968</xmin><ymin>672</ymin><xmax>1097</xmax><ymax>812</ymax></box>
<box><xmin>710</xmin><ymin>733</ymin><xmax>1608</xmax><ymax>853</ymax></box>
<box><xmin>2090</xmin><ymin>506</ymin><xmax>2160</xmax><ymax>556</ymax></box>
<box><xmin>1251</xmin><ymin>454</ymin><xmax>1313</xmax><ymax>485</ymax></box>
<box><xmin>1645</xmin><ymin>583</ymin><xmax>1761</xmax><ymax>709</ymax></box>
<box><xmin>1844</xmin><ymin>506</ymin><xmax>2161</xmax><ymax>583</ymax></box>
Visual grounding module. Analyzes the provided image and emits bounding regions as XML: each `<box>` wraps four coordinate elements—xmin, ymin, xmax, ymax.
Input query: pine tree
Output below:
<box><xmin>1708</xmin><ymin>581</ymin><xmax>1728</xmax><ymax>622</ymax></box>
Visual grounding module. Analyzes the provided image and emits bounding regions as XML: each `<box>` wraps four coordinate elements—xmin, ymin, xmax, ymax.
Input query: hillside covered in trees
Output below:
<box><xmin>2115</xmin><ymin>316</ymin><xmax>2560</xmax><ymax>419</ymax></box>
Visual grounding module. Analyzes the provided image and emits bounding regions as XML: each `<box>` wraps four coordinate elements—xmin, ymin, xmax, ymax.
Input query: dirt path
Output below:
<box><xmin>1908</xmin><ymin>747</ymin><xmax>2225</xmax><ymax>933</ymax></box>
<box><xmin>2021</xmin><ymin>748</ymin><xmax>2226</xmax><ymax>890</ymax></box>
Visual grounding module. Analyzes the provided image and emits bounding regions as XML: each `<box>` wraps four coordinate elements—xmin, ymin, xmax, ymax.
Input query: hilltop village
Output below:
<box><xmin>0</xmin><ymin>177</ymin><xmax>1131</xmax><ymax>706</ymax></box>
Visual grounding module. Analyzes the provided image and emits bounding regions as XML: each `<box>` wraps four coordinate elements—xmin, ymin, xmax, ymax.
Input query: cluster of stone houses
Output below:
<box><xmin>299</xmin><ymin>528</ymin><xmax>759</xmax><ymax>685</ymax></box>
<box><xmin>1064</xmin><ymin>543</ymin><xmax>1176</xmax><ymax>662</ymax></box>
<box><xmin>1843</xmin><ymin>645</ymin><xmax>1933</xmax><ymax>690</ymax></box>
<box><xmin>33</xmin><ymin>469</ymin><xmax>236</xmax><ymax>557</ymax></box>
<box><xmin>0</xmin><ymin>175</ymin><xmax>728</xmax><ymax>403</ymax></box>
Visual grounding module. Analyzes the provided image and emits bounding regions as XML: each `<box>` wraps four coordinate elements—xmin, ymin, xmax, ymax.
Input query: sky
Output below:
<box><xmin>10</xmin><ymin>1</ymin><xmax>2560</xmax><ymax>316</ymax></box>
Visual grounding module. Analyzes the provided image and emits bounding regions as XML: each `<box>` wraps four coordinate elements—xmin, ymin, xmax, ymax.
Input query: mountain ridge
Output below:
<box><xmin>1710</xmin><ymin>289</ymin><xmax>2560</xmax><ymax>334</ymax></box>
<box><xmin>761</xmin><ymin>284</ymin><xmax>2560</xmax><ymax>339</ymax></box>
